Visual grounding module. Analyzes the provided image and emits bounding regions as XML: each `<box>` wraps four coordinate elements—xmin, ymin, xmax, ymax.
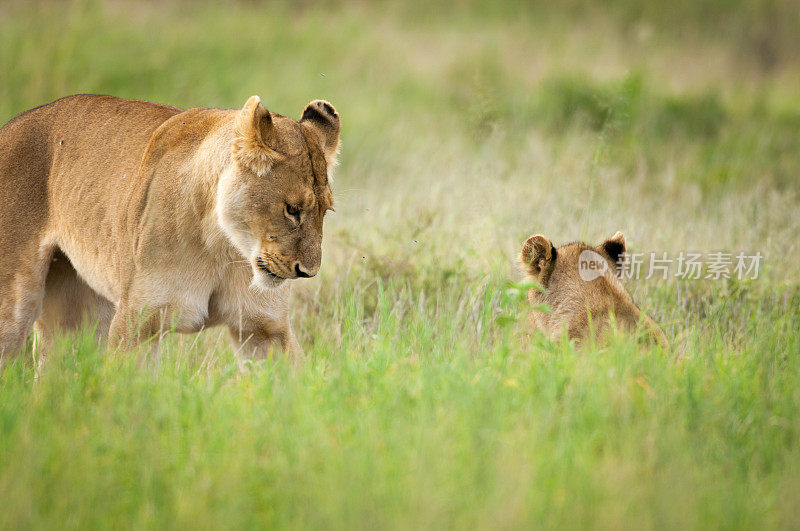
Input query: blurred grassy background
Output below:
<box><xmin>1</xmin><ymin>0</ymin><xmax>799</xmax><ymax>528</ymax></box>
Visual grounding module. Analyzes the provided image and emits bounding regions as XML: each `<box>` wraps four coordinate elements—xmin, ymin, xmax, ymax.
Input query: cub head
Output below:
<box><xmin>217</xmin><ymin>95</ymin><xmax>339</xmax><ymax>289</ymax></box>
<box><xmin>519</xmin><ymin>231</ymin><xmax>667</xmax><ymax>345</ymax></box>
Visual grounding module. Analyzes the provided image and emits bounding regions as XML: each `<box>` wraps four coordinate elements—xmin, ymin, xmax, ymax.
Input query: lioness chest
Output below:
<box><xmin>126</xmin><ymin>249</ymin><xmax>290</xmax><ymax>334</ymax></box>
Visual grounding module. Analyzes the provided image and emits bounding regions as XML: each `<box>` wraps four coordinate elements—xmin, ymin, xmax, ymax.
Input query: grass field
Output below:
<box><xmin>2</xmin><ymin>0</ymin><xmax>800</xmax><ymax>528</ymax></box>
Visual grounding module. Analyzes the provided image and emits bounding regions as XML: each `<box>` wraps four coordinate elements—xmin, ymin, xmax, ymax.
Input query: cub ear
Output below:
<box><xmin>300</xmin><ymin>99</ymin><xmax>341</xmax><ymax>166</ymax></box>
<box><xmin>233</xmin><ymin>95</ymin><xmax>281</xmax><ymax>175</ymax></box>
<box><xmin>520</xmin><ymin>234</ymin><xmax>557</xmax><ymax>278</ymax></box>
<box><xmin>599</xmin><ymin>231</ymin><xmax>626</xmax><ymax>266</ymax></box>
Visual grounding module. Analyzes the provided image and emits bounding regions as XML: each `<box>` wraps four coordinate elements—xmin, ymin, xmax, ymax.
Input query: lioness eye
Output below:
<box><xmin>285</xmin><ymin>204</ymin><xmax>301</xmax><ymax>220</ymax></box>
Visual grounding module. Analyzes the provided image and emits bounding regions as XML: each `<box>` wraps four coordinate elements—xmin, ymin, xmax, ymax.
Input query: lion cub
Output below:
<box><xmin>519</xmin><ymin>231</ymin><xmax>667</xmax><ymax>345</ymax></box>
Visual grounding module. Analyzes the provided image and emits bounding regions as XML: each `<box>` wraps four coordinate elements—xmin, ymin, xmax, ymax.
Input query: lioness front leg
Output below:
<box><xmin>107</xmin><ymin>303</ymin><xmax>168</xmax><ymax>354</ymax></box>
<box><xmin>227</xmin><ymin>324</ymin><xmax>304</xmax><ymax>362</ymax></box>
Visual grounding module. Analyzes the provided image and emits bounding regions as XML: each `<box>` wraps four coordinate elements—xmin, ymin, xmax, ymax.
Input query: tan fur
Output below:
<box><xmin>0</xmin><ymin>94</ymin><xmax>340</xmax><ymax>360</ymax></box>
<box><xmin>519</xmin><ymin>232</ymin><xmax>667</xmax><ymax>346</ymax></box>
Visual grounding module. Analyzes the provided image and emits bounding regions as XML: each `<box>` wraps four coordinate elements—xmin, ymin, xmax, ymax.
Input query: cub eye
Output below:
<box><xmin>285</xmin><ymin>204</ymin><xmax>302</xmax><ymax>221</ymax></box>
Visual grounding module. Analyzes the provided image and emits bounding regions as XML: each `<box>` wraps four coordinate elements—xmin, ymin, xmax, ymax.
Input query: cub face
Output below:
<box><xmin>217</xmin><ymin>96</ymin><xmax>339</xmax><ymax>289</ymax></box>
<box><xmin>519</xmin><ymin>231</ymin><xmax>667</xmax><ymax>345</ymax></box>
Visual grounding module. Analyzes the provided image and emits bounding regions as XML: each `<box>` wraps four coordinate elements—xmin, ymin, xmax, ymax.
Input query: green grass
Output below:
<box><xmin>2</xmin><ymin>1</ymin><xmax>800</xmax><ymax>528</ymax></box>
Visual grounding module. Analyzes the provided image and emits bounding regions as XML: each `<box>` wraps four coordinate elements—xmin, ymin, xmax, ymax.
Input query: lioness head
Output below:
<box><xmin>217</xmin><ymin>95</ymin><xmax>339</xmax><ymax>289</ymax></box>
<box><xmin>519</xmin><ymin>231</ymin><xmax>667</xmax><ymax>346</ymax></box>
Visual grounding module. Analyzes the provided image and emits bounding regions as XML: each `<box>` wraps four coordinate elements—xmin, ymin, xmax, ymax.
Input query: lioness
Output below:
<box><xmin>0</xmin><ymin>94</ymin><xmax>340</xmax><ymax>359</ymax></box>
<box><xmin>519</xmin><ymin>232</ymin><xmax>667</xmax><ymax>345</ymax></box>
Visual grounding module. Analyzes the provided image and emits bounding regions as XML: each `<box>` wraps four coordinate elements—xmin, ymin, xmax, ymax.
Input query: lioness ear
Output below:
<box><xmin>599</xmin><ymin>231</ymin><xmax>626</xmax><ymax>266</ymax></box>
<box><xmin>300</xmin><ymin>99</ymin><xmax>341</xmax><ymax>166</ymax></box>
<box><xmin>232</xmin><ymin>95</ymin><xmax>281</xmax><ymax>176</ymax></box>
<box><xmin>520</xmin><ymin>234</ymin><xmax>557</xmax><ymax>278</ymax></box>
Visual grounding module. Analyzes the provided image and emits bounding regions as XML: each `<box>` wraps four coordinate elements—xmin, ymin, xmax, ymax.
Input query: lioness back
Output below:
<box><xmin>2</xmin><ymin>96</ymin><xmax>185</xmax><ymax>301</ymax></box>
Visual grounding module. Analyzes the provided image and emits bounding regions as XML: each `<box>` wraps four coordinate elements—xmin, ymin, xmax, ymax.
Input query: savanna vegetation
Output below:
<box><xmin>1</xmin><ymin>0</ymin><xmax>799</xmax><ymax>528</ymax></box>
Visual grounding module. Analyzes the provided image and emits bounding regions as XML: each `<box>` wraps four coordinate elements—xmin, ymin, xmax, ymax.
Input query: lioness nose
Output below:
<box><xmin>294</xmin><ymin>263</ymin><xmax>316</xmax><ymax>278</ymax></box>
